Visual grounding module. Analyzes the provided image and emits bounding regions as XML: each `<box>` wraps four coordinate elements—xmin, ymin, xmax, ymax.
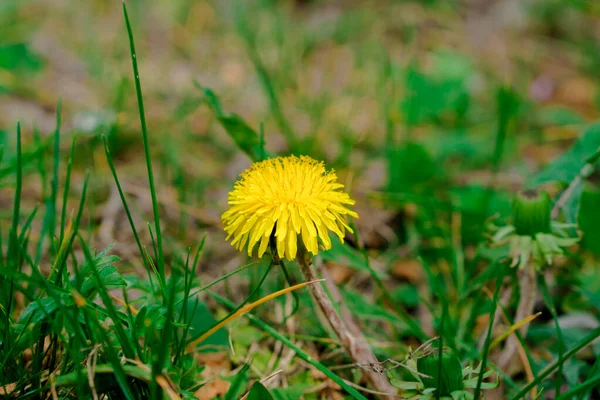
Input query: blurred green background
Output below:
<box><xmin>2</xmin><ymin>0</ymin><xmax>600</xmax><ymax>398</ymax></box>
<box><xmin>2</xmin><ymin>0</ymin><xmax>600</xmax><ymax>261</ymax></box>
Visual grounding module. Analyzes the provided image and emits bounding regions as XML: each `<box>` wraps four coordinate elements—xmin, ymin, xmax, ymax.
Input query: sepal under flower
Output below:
<box><xmin>489</xmin><ymin>189</ymin><xmax>580</xmax><ymax>269</ymax></box>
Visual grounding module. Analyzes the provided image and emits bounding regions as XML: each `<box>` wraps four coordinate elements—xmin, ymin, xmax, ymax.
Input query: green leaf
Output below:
<box><xmin>174</xmin><ymin>94</ymin><xmax>205</xmax><ymax>119</ymax></box>
<box><xmin>134</xmin><ymin>304</ymin><xmax>167</xmax><ymax>333</ymax></box>
<box><xmin>510</xmin><ymin>326</ymin><xmax>600</xmax><ymax>400</ymax></box>
<box><xmin>432</xmin><ymin>50</ymin><xmax>473</xmax><ymax>81</ymax></box>
<box><xmin>536</xmin><ymin>106</ymin><xmax>586</xmax><ymax>127</ymax></box>
<box><xmin>451</xmin><ymin>185</ymin><xmax>512</xmax><ymax>243</ymax></box>
<box><xmin>271</xmin><ymin>384</ymin><xmax>311</xmax><ymax>400</ymax></box>
<box><xmin>200</xmin><ymin>86</ymin><xmax>264</xmax><ymax>162</ymax></box>
<box><xmin>562</xmin><ymin>180</ymin><xmax>584</xmax><ymax>223</ymax></box>
<box><xmin>341</xmin><ymin>287</ymin><xmax>397</xmax><ymax>323</ymax></box>
<box><xmin>320</xmin><ymin>240</ymin><xmax>386</xmax><ymax>278</ymax></box>
<box><xmin>19</xmin><ymin>297</ymin><xmax>59</xmax><ymax>325</ymax></box>
<box><xmin>401</xmin><ymin>65</ymin><xmax>469</xmax><ymax>126</ymax></box>
<box><xmin>392</xmin><ymin>284</ymin><xmax>420</xmax><ymax>307</ymax></box>
<box><xmin>224</xmin><ymin>363</ymin><xmax>250</xmax><ymax>400</ymax></box>
<box><xmin>0</xmin><ymin>43</ymin><xmax>44</xmax><ymax>71</ymax></box>
<box><xmin>562</xmin><ymin>359</ymin><xmax>586</xmax><ymax>388</ymax></box>
<box><xmin>388</xmin><ymin>370</ymin><xmax>420</xmax><ymax>390</ymax></box>
<box><xmin>247</xmin><ymin>382</ymin><xmax>274</xmax><ymax>400</ymax></box>
<box><xmin>77</xmin><ymin>248</ymin><xmax>126</xmax><ymax>298</ymax></box>
<box><xmin>180</xmin><ymin>296</ymin><xmax>228</xmax><ymax>351</ymax></box>
<box><xmin>0</xmin><ymin>130</ymin><xmax>11</xmax><ymax>161</ymax></box>
<box><xmin>578</xmin><ymin>183</ymin><xmax>600</xmax><ymax>254</ymax></box>
<box><xmin>387</xmin><ymin>141</ymin><xmax>436</xmax><ymax>193</ymax></box>
<box><xmin>426</xmin><ymin>129</ymin><xmax>482</xmax><ymax>162</ymax></box>
<box><xmin>529</xmin><ymin>123</ymin><xmax>600</xmax><ymax>186</ymax></box>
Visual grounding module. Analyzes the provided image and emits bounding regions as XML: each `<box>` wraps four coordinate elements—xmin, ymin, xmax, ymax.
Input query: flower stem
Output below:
<box><xmin>297</xmin><ymin>252</ymin><xmax>396</xmax><ymax>398</ymax></box>
<box><xmin>498</xmin><ymin>263</ymin><xmax>537</xmax><ymax>372</ymax></box>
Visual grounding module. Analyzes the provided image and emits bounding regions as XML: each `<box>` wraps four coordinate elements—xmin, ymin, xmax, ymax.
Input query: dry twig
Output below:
<box><xmin>297</xmin><ymin>251</ymin><xmax>396</xmax><ymax>398</ymax></box>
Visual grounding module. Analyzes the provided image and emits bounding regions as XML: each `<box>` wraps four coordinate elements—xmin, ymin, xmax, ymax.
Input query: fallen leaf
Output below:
<box><xmin>194</xmin><ymin>378</ymin><xmax>230</xmax><ymax>400</ymax></box>
<box><xmin>391</xmin><ymin>259</ymin><xmax>422</xmax><ymax>283</ymax></box>
<box><xmin>325</xmin><ymin>262</ymin><xmax>353</xmax><ymax>283</ymax></box>
<box><xmin>555</xmin><ymin>76</ymin><xmax>596</xmax><ymax>108</ymax></box>
<box><xmin>195</xmin><ymin>352</ymin><xmax>230</xmax><ymax>370</ymax></box>
<box><xmin>0</xmin><ymin>383</ymin><xmax>16</xmax><ymax>396</ymax></box>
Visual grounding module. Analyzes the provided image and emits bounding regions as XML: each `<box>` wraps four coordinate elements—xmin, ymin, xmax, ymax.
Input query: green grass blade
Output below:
<box><xmin>173</xmin><ymin>297</ymin><xmax>200</xmax><ymax>365</ymax></box>
<box><xmin>436</xmin><ymin>308</ymin><xmax>445</xmax><ymax>400</ymax></box>
<box><xmin>51</xmin><ymin>171</ymin><xmax>90</xmax><ymax>286</ymax></box>
<box><xmin>0</xmin><ymin>142</ymin><xmax>50</xmax><ymax>181</ymax></box>
<box><xmin>121</xmin><ymin>286</ymin><xmax>145</xmax><ymax>361</ymax></box>
<box><xmin>152</xmin><ymin>273</ymin><xmax>177</xmax><ymax>398</ymax></box>
<box><xmin>59</xmin><ymin>135</ymin><xmax>77</xmax><ymax>243</ymax></box>
<box><xmin>225</xmin><ymin>363</ymin><xmax>250</xmax><ymax>400</ymax></box>
<box><xmin>474</xmin><ymin>260</ymin><xmax>507</xmax><ymax>400</ymax></box>
<box><xmin>482</xmin><ymin>87</ymin><xmax>519</xmax><ymax>213</ymax></box>
<box><xmin>4</xmin><ymin>122</ymin><xmax>23</xmax><ymax>349</ymax></box>
<box><xmin>579</xmin><ymin>353</ymin><xmax>600</xmax><ymax>400</ymax></box>
<box><xmin>194</xmin><ymin>261</ymin><xmax>256</xmax><ymax>294</ymax></box>
<box><xmin>147</xmin><ymin>222</ymin><xmax>158</xmax><ymax>264</ymax></box>
<box><xmin>188</xmin><ymin>260</ymin><xmax>273</xmax><ymax>348</ymax></box>
<box><xmin>101</xmin><ymin>135</ymin><xmax>152</xmax><ymax>276</ymax></box>
<box><xmin>211</xmin><ymin>292</ymin><xmax>369</xmax><ymax>400</ymax></box>
<box><xmin>510</xmin><ymin>326</ymin><xmax>600</xmax><ymax>399</ymax></box>
<box><xmin>0</xmin><ymin>311</ymin><xmax>35</xmax><ymax>375</ymax></box>
<box><xmin>492</xmin><ymin>86</ymin><xmax>517</xmax><ymax>174</ymax></box>
<box><xmin>352</xmin><ymin>225</ymin><xmax>427</xmax><ymax>340</ymax></box>
<box><xmin>78</xmin><ymin>235</ymin><xmax>137</xmax><ymax>359</ymax></box>
<box><xmin>49</xmin><ymin>100</ymin><xmax>62</xmax><ymax>250</ymax></box>
<box><xmin>538</xmin><ymin>275</ymin><xmax>565</xmax><ymax>397</ymax></box>
<box><xmin>79</xmin><ymin>308</ymin><xmax>137</xmax><ymax>399</ymax></box>
<box><xmin>0</xmin><ymin>220</ymin><xmax>4</xmax><ymax>269</ymax></box>
<box><xmin>7</xmin><ymin>122</ymin><xmax>22</xmax><ymax>259</ymax></box>
<box><xmin>17</xmin><ymin>205</ymin><xmax>38</xmax><ymax>248</ymax></box>
<box><xmin>33</xmin><ymin>126</ymin><xmax>47</xmax><ymax>199</ymax></box>
<box><xmin>420</xmin><ymin>256</ymin><xmax>457</xmax><ymax>348</ymax></box>
<box><xmin>178</xmin><ymin>236</ymin><xmax>206</xmax><ymax>325</ymax></box>
<box><xmin>276</xmin><ymin>259</ymin><xmax>300</xmax><ymax>324</ymax></box>
<box><xmin>122</xmin><ymin>2</ymin><xmax>165</xmax><ymax>278</ymax></box>
<box><xmin>554</xmin><ymin>374</ymin><xmax>600</xmax><ymax>400</ymax></box>
<box><xmin>52</xmin><ymin>363</ymin><xmax>151</xmax><ymax>387</ymax></box>
<box><xmin>10</xmin><ymin>121</ymin><xmax>22</xmax><ymax>242</ymax></box>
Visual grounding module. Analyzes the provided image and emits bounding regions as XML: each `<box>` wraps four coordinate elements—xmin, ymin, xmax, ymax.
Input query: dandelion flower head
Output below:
<box><xmin>222</xmin><ymin>155</ymin><xmax>359</xmax><ymax>261</ymax></box>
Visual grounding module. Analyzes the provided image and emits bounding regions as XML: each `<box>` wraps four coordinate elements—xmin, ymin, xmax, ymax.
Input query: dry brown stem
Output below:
<box><xmin>498</xmin><ymin>263</ymin><xmax>537</xmax><ymax>372</ymax></box>
<box><xmin>297</xmin><ymin>252</ymin><xmax>396</xmax><ymax>398</ymax></box>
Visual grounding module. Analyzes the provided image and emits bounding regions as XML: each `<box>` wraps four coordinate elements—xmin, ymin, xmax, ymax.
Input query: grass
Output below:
<box><xmin>1</xmin><ymin>0</ymin><xmax>600</xmax><ymax>399</ymax></box>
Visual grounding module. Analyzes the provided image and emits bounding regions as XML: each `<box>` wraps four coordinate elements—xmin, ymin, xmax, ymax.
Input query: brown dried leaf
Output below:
<box><xmin>0</xmin><ymin>383</ymin><xmax>17</xmax><ymax>396</ymax></box>
<box><xmin>325</xmin><ymin>262</ymin><xmax>353</xmax><ymax>284</ymax></box>
<box><xmin>390</xmin><ymin>259</ymin><xmax>422</xmax><ymax>283</ymax></box>
<box><xmin>555</xmin><ymin>76</ymin><xmax>596</xmax><ymax>108</ymax></box>
<box><xmin>193</xmin><ymin>378</ymin><xmax>230</xmax><ymax>400</ymax></box>
<box><xmin>195</xmin><ymin>351</ymin><xmax>230</xmax><ymax>370</ymax></box>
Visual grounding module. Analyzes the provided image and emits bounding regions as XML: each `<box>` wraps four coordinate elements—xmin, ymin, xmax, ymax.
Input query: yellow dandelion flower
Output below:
<box><xmin>222</xmin><ymin>155</ymin><xmax>359</xmax><ymax>261</ymax></box>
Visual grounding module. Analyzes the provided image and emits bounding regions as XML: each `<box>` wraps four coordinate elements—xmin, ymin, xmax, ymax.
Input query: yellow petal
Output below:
<box><xmin>287</xmin><ymin>231</ymin><xmax>297</xmax><ymax>260</ymax></box>
<box><xmin>258</xmin><ymin>235</ymin><xmax>270</xmax><ymax>258</ymax></box>
<box><xmin>315</xmin><ymin>221</ymin><xmax>331</xmax><ymax>249</ymax></box>
<box><xmin>289</xmin><ymin>204</ymin><xmax>301</xmax><ymax>233</ymax></box>
<box><xmin>221</xmin><ymin>155</ymin><xmax>358</xmax><ymax>257</ymax></box>
<box><xmin>240</xmin><ymin>215</ymin><xmax>259</xmax><ymax>235</ymax></box>
<box><xmin>275</xmin><ymin>208</ymin><xmax>289</xmax><ymax>240</ymax></box>
<box><xmin>277</xmin><ymin>233</ymin><xmax>287</xmax><ymax>259</ymax></box>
